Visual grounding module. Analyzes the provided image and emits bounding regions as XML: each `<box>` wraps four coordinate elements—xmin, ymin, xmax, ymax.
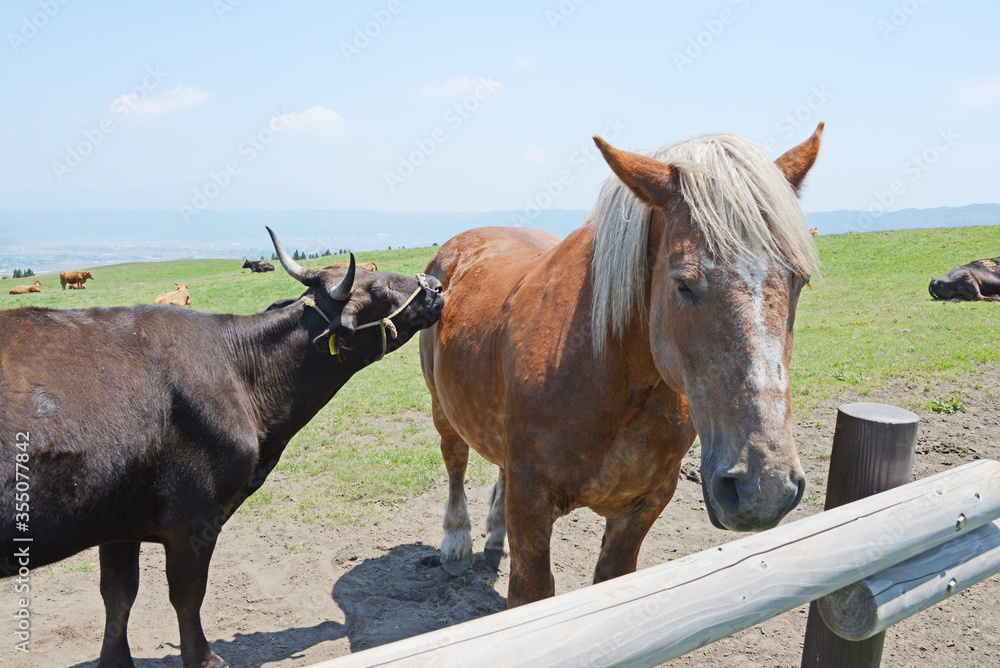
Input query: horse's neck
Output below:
<box><xmin>541</xmin><ymin>222</ymin><xmax>663</xmax><ymax>390</ymax></box>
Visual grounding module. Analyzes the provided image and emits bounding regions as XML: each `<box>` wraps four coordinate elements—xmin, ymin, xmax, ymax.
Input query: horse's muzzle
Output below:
<box><xmin>703</xmin><ymin>466</ymin><xmax>806</xmax><ymax>532</ymax></box>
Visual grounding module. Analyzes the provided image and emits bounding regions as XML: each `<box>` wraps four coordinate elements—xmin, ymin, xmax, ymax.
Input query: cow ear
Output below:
<box><xmin>311</xmin><ymin>327</ymin><xmax>335</xmax><ymax>352</ymax></box>
<box><xmin>776</xmin><ymin>122</ymin><xmax>824</xmax><ymax>194</ymax></box>
<box><xmin>312</xmin><ymin>311</ymin><xmax>356</xmax><ymax>353</ymax></box>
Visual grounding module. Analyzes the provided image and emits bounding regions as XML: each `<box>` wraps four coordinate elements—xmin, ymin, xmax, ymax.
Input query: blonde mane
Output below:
<box><xmin>590</xmin><ymin>133</ymin><xmax>818</xmax><ymax>353</ymax></box>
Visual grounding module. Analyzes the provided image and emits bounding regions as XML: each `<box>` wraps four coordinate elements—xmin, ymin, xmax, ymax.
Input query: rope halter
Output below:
<box><xmin>300</xmin><ymin>273</ymin><xmax>440</xmax><ymax>362</ymax></box>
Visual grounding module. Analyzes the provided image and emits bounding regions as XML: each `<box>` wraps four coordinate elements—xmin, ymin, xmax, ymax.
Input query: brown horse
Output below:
<box><xmin>419</xmin><ymin>124</ymin><xmax>824</xmax><ymax>607</ymax></box>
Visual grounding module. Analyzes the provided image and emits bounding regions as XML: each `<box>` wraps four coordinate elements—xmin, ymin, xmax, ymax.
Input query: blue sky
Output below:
<box><xmin>1</xmin><ymin>0</ymin><xmax>998</xmax><ymax>216</ymax></box>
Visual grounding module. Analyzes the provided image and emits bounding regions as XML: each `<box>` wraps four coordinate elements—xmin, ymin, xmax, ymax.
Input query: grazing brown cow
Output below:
<box><xmin>809</xmin><ymin>227</ymin><xmax>819</xmax><ymax>236</ymax></box>
<box><xmin>60</xmin><ymin>270</ymin><xmax>95</xmax><ymax>290</ymax></box>
<box><xmin>929</xmin><ymin>257</ymin><xmax>1000</xmax><ymax>301</ymax></box>
<box><xmin>327</xmin><ymin>260</ymin><xmax>378</xmax><ymax>272</ymax></box>
<box><xmin>154</xmin><ymin>282</ymin><xmax>192</xmax><ymax>306</ymax></box>
<box><xmin>8</xmin><ymin>280</ymin><xmax>41</xmax><ymax>295</ymax></box>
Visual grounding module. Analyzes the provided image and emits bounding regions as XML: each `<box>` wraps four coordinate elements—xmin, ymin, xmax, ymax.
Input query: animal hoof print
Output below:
<box><xmin>420</xmin><ymin>554</ymin><xmax>442</xmax><ymax>568</ymax></box>
<box><xmin>483</xmin><ymin>547</ymin><xmax>506</xmax><ymax>570</ymax></box>
<box><xmin>440</xmin><ymin>553</ymin><xmax>474</xmax><ymax>576</ymax></box>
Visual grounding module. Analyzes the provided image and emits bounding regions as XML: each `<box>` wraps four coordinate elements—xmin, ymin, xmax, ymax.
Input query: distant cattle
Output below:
<box><xmin>8</xmin><ymin>280</ymin><xmax>41</xmax><ymax>295</ymax></box>
<box><xmin>929</xmin><ymin>257</ymin><xmax>1000</xmax><ymax>301</ymax></box>
<box><xmin>243</xmin><ymin>259</ymin><xmax>275</xmax><ymax>273</ymax></box>
<box><xmin>809</xmin><ymin>227</ymin><xmax>819</xmax><ymax>237</ymax></box>
<box><xmin>326</xmin><ymin>260</ymin><xmax>378</xmax><ymax>272</ymax></box>
<box><xmin>0</xmin><ymin>228</ymin><xmax>444</xmax><ymax>668</ymax></box>
<box><xmin>60</xmin><ymin>270</ymin><xmax>94</xmax><ymax>290</ymax></box>
<box><xmin>154</xmin><ymin>282</ymin><xmax>192</xmax><ymax>306</ymax></box>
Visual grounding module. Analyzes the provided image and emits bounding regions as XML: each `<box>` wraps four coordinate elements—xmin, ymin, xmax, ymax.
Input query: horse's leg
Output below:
<box><xmin>439</xmin><ymin>421</ymin><xmax>475</xmax><ymax>575</ymax></box>
<box><xmin>483</xmin><ymin>469</ymin><xmax>507</xmax><ymax>568</ymax></box>
<box><xmin>164</xmin><ymin>535</ymin><xmax>227</xmax><ymax>668</ymax></box>
<box><xmin>505</xmin><ymin>473</ymin><xmax>557</xmax><ymax>607</ymax></box>
<box><xmin>97</xmin><ymin>542</ymin><xmax>141</xmax><ymax>668</ymax></box>
<box><xmin>593</xmin><ymin>498</ymin><xmax>669</xmax><ymax>584</ymax></box>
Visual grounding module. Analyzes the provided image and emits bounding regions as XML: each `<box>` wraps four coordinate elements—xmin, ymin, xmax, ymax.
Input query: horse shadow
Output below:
<box><xmin>331</xmin><ymin>542</ymin><xmax>507</xmax><ymax>652</ymax></box>
<box><xmin>68</xmin><ymin>543</ymin><xmax>505</xmax><ymax>666</ymax></box>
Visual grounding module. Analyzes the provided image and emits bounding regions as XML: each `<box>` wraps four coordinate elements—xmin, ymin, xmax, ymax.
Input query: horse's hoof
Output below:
<box><xmin>440</xmin><ymin>553</ymin><xmax>474</xmax><ymax>576</ymax></box>
<box><xmin>483</xmin><ymin>547</ymin><xmax>506</xmax><ymax>570</ymax></box>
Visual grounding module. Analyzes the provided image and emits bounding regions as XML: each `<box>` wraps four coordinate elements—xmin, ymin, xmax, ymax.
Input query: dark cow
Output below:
<box><xmin>929</xmin><ymin>257</ymin><xmax>1000</xmax><ymax>301</ymax></box>
<box><xmin>242</xmin><ymin>259</ymin><xmax>274</xmax><ymax>273</ymax></box>
<box><xmin>0</xmin><ymin>228</ymin><xmax>444</xmax><ymax>668</ymax></box>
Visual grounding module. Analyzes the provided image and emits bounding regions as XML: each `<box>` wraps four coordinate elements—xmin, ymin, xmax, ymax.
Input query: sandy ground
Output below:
<box><xmin>6</xmin><ymin>368</ymin><xmax>1000</xmax><ymax>667</ymax></box>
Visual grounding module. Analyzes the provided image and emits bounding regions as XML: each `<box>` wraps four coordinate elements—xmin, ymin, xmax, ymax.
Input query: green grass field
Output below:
<box><xmin>3</xmin><ymin>225</ymin><xmax>998</xmax><ymax>524</ymax></box>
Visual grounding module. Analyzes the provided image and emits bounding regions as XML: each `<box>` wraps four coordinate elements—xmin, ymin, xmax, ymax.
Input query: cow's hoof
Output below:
<box><xmin>440</xmin><ymin>553</ymin><xmax>474</xmax><ymax>576</ymax></box>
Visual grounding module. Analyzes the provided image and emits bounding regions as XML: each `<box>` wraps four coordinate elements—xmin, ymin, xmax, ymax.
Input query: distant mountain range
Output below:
<box><xmin>0</xmin><ymin>204</ymin><xmax>997</xmax><ymax>276</ymax></box>
<box><xmin>805</xmin><ymin>203</ymin><xmax>1000</xmax><ymax>236</ymax></box>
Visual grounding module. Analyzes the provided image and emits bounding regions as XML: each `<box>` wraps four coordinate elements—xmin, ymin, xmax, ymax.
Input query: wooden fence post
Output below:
<box><xmin>800</xmin><ymin>402</ymin><xmax>919</xmax><ymax>668</ymax></box>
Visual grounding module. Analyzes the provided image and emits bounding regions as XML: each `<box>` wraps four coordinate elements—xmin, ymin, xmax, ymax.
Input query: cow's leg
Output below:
<box><xmin>164</xmin><ymin>536</ymin><xmax>227</xmax><ymax>668</ymax></box>
<box><xmin>440</xmin><ymin>426</ymin><xmax>474</xmax><ymax>576</ymax></box>
<box><xmin>593</xmin><ymin>496</ymin><xmax>672</xmax><ymax>584</ymax></box>
<box><xmin>483</xmin><ymin>469</ymin><xmax>507</xmax><ymax>567</ymax></box>
<box><xmin>97</xmin><ymin>541</ymin><xmax>141</xmax><ymax>668</ymax></box>
<box><xmin>505</xmin><ymin>472</ymin><xmax>558</xmax><ymax>607</ymax></box>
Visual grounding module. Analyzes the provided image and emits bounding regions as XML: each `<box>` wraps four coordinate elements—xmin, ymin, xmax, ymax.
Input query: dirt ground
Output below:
<box><xmin>8</xmin><ymin>367</ymin><xmax>1000</xmax><ymax>667</ymax></box>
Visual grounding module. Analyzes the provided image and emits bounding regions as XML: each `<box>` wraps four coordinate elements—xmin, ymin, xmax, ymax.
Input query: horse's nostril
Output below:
<box><xmin>791</xmin><ymin>472</ymin><xmax>807</xmax><ymax>511</ymax></box>
<box><xmin>711</xmin><ymin>473</ymin><xmax>742</xmax><ymax>518</ymax></box>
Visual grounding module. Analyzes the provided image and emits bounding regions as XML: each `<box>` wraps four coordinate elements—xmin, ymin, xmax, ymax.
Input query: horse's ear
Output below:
<box><xmin>594</xmin><ymin>136</ymin><xmax>676</xmax><ymax>206</ymax></box>
<box><xmin>775</xmin><ymin>122</ymin><xmax>824</xmax><ymax>194</ymax></box>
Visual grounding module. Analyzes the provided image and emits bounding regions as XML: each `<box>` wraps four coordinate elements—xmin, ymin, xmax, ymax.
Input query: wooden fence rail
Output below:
<box><xmin>313</xmin><ymin>459</ymin><xmax>1000</xmax><ymax>668</ymax></box>
<box><xmin>818</xmin><ymin>518</ymin><xmax>1000</xmax><ymax>641</ymax></box>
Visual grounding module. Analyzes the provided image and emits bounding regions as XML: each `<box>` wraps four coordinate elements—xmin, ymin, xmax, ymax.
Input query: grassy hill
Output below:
<box><xmin>2</xmin><ymin>225</ymin><xmax>998</xmax><ymax>523</ymax></box>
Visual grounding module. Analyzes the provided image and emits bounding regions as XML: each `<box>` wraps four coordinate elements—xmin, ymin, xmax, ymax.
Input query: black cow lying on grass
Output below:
<box><xmin>0</xmin><ymin>228</ymin><xmax>444</xmax><ymax>668</ymax></box>
<box><xmin>243</xmin><ymin>259</ymin><xmax>275</xmax><ymax>272</ymax></box>
<box><xmin>929</xmin><ymin>256</ymin><xmax>1000</xmax><ymax>301</ymax></box>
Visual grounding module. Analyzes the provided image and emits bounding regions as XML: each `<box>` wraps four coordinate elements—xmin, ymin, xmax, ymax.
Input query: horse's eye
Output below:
<box><xmin>674</xmin><ymin>279</ymin><xmax>696</xmax><ymax>302</ymax></box>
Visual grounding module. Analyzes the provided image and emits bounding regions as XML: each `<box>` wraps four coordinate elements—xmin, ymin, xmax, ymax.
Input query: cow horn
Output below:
<box><xmin>329</xmin><ymin>254</ymin><xmax>356</xmax><ymax>301</ymax></box>
<box><xmin>266</xmin><ymin>227</ymin><xmax>309</xmax><ymax>284</ymax></box>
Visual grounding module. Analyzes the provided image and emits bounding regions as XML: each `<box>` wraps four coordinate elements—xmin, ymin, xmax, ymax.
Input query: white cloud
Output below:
<box><xmin>110</xmin><ymin>85</ymin><xmax>209</xmax><ymax>119</ymax></box>
<box><xmin>278</xmin><ymin>106</ymin><xmax>345</xmax><ymax>136</ymax></box>
<box><xmin>516</xmin><ymin>57</ymin><xmax>534</xmax><ymax>68</ymax></box>
<box><xmin>955</xmin><ymin>76</ymin><xmax>1000</xmax><ymax>107</ymax></box>
<box><xmin>520</xmin><ymin>148</ymin><xmax>549</xmax><ymax>166</ymax></box>
<box><xmin>420</xmin><ymin>76</ymin><xmax>504</xmax><ymax>97</ymax></box>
